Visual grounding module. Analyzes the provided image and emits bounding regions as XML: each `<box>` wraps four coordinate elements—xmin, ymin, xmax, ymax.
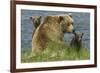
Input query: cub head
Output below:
<box><xmin>73</xmin><ymin>32</ymin><xmax>84</xmax><ymax>42</ymax></box>
<box><xmin>59</xmin><ymin>14</ymin><xmax>74</xmax><ymax>33</ymax></box>
<box><xmin>30</xmin><ymin>16</ymin><xmax>41</xmax><ymax>28</ymax></box>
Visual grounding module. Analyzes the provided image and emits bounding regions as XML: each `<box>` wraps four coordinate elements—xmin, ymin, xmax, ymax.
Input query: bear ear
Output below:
<box><xmin>30</xmin><ymin>16</ymin><xmax>36</xmax><ymax>20</ymax></box>
<box><xmin>30</xmin><ymin>16</ymin><xmax>41</xmax><ymax>20</ymax></box>
<box><xmin>72</xmin><ymin>29</ymin><xmax>76</xmax><ymax>35</ymax></box>
<box><xmin>81</xmin><ymin>33</ymin><xmax>84</xmax><ymax>38</ymax></box>
<box><xmin>30</xmin><ymin>16</ymin><xmax>33</xmax><ymax>20</ymax></box>
<box><xmin>68</xmin><ymin>13</ymin><xmax>72</xmax><ymax>18</ymax></box>
<box><xmin>82</xmin><ymin>33</ymin><xmax>84</xmax><ymax>36</ymax></box>
<box><xmin>73</xmin><ymin>31</ymin><xmax>77</xmax><ymax>36</ymax></box>
<box><xmin>37</xmin><ymin>16</ymin><xmax>42</xmax><ymax>20</ymax></box>
<box><xmin>38</xmin><ymin>16</ymin><xmax>42</xmax><ymax>19</ymax></box>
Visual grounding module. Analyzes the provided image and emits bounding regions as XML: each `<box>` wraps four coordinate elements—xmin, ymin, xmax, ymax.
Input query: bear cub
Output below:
<box><xmin>70</xmin><ymin>31</ymin><xmax>84</xmax><ymax>51</ymax></box>
<box><xmin>30</xmin><ymin>16</ymin><xmax>41</xmax><ymax>37</ymax></box>
<box><xmin>30</xmin><ymin>16</ymin><xmax>41</xmax><ymax>28</ymax></box>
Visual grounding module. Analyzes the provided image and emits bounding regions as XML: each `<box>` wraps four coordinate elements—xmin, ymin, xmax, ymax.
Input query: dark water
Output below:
<box><xmin>21</xmin><ymin>10</ymin><xmax>90</xmax><ymax>50</ymax></box>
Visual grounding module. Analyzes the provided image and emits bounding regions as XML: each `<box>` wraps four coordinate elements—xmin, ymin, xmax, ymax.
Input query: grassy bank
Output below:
<box><xmin>21</xmin><ymin>42</ymin><xmax>90</xmax><ymax>63</ymax></box>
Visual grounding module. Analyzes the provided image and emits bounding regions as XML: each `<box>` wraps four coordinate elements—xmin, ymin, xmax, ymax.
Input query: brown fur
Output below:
<box><xmin>30</xmin><ymin>16</ymin><xmax>41</xmax><ymax>37</ymax></box>
<box><xmin>70</xmin><ymin>32</ymin><xmax>84</xmax><ymax>51</ymax></box>
<box><xmin>32</xmin><ymin>15</ymin><xmax>74</xmax><ymax>54</ymax></box>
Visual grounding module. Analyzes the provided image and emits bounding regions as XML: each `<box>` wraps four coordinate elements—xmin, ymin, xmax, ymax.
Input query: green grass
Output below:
<box><xmin>21</xmin><ymin>42</ymin><xmax>90</xmax><ymax>63</ymax></box>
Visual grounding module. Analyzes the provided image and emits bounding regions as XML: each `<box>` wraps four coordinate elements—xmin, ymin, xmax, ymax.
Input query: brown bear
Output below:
<box><xmin>30</xmin><ymin>16</ymin><xmax>41</xmax><ymax>37</ymax></box>
<box><xmin>70</xmin><ymin>31</ymin><xmax>84</xmax><ymax>51</ymax></box>
<box><xmin>32</xmin><ymin>14</ymin><xmax>74</xmax><ymax>54</ymax></box>
<box><xmin>30</xmin><ymin>16</ymin><xmax>41</xmax><ymax>28</ymax></box>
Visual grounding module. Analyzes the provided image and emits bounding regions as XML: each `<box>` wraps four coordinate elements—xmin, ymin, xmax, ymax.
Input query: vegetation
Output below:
<box><xmin>21</xmin><ymin>42</ymin><xmax>90</xmax><ymax>63</ymax></box>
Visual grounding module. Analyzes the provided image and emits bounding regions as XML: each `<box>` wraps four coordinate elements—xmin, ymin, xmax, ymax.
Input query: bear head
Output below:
<box><xmin>30</xmin><ymin>16</ymin><xmax>41</xmax><ymax>28</ymax></box>
<box><xmin>59</xmin><ymin>14</ymin><xmax>74</xmax><ymax>33</ymax></box>
<box><xmin>73</xmin><ymin>32</ymin><xmax>84</xmax><ymax>42</ymax></box>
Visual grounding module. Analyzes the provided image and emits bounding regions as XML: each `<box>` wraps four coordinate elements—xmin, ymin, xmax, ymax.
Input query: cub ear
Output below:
<box><xmin>68</xmin><ymin>13</ymin><xmax>72</xmax><ymax>18</ymax></box>
<box><xmin>72</xmin><ymin>29</ymin><xmax>76</xmax><ymax>35</ymax></box>
<box><xmin>36</xmin><ymin>16</ymin><xmax>41</xmax><ymax>20</ymax></box>
<box><xmin>30</xmin><ymin>16</ymin><xmax>36</xmax><ymax>20</ymax></box>
<box><xmin>30</xmin><ymin>16</ymin><xmax>33</xmax><ymax>20</ymax></box>
<box><xmin>38</xmin><ymin>16</ymin><xmax>41</xmax><ymax>19</ymax></box>
<box><xmin>81</xmin><ymin>33</ymin><xmax>84</xmax><ymax>38</ymax></box>
<box><xmin>73</xmin><ymin>31</ymin><xmax>77</xmax><ymax>36</ymax></box>
<box><xmin>30</xmin><ymin>16</ymin><xmax>41</xmax><ymax>20</ymax></box>
<box><xmin>82</xmin><ymin>33</ymin><xmax>84</xmax><ymax>36</ymax></box>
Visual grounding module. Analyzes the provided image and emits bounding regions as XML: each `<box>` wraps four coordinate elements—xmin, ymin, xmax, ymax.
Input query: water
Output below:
<box><xmin>21</xmin><ymin>10</ymin><xmax>90</xmax><ymax>50</ymax></box>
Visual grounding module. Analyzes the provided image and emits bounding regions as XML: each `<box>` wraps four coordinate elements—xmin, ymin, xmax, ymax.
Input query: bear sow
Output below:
<box><xmin>32</xmin><ymin>14</ymin><xmax>74</xmax><ymax>54</ymax></box>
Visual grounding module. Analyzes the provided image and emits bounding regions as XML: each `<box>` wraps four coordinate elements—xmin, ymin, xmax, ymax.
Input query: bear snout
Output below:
<box><xmin>66</xmin><ymin>25</ymin><xmax>74</xmax><ymax>33</ymax></box>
